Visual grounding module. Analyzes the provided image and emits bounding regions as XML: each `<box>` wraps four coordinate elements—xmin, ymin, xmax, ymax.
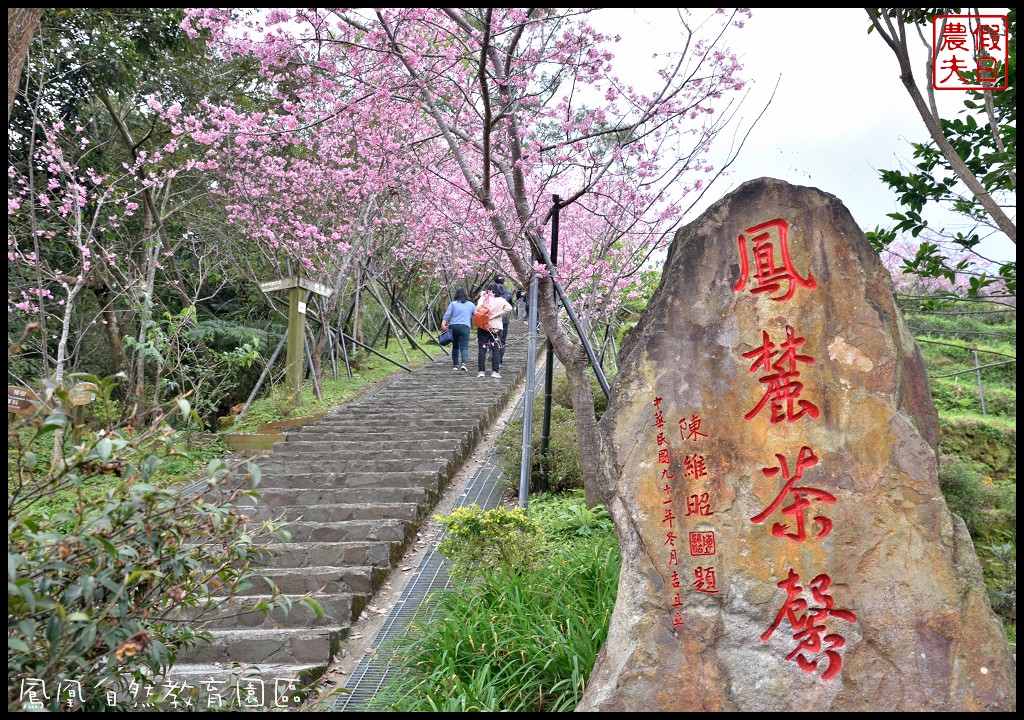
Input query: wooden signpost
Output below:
<box><xmin>68</xmin><ymin>381</ymin><xmax>99</xmax><ymax>406</ymax></box>
<box><xmin>68</xmin><ymin>381</ymin><xmax>99</xmax><ymax>440</ymax></box>
<box><xmin>8</xmin><ymin>385</ymin><xmax>40</xmax><ymax>416</ymax></box>
<box><xmin>259</xmin><ymin>276</ymin><xmax>334</xmax><ymax>402</ymax></box>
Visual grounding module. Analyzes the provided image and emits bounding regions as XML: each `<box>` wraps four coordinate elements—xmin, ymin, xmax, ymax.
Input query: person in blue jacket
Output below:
<box><xmin>441</xmin><ymin>288</ymin><xmax>476</xmax><ymax>371</ymax></box>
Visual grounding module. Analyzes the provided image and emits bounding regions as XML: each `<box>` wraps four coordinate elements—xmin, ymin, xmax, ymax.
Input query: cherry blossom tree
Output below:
<box><xmin>7</xmin><ymin>116</ymin><xmax>167</xmax><ymax>390</ymax></box>
<box><xmin>9</xmin><ymin>9</ymin><xmax>268</xmax><ymax>429</ymax></box>
<box><xmin>180</xmin><ymin>7</ymin><xmax>757</xmax><ymax>502</ymax></box>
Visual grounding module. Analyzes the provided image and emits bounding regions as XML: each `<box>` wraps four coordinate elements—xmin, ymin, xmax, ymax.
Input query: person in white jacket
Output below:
<box><xmin>475</xmin><ymin>282</ymin><xmax>513</xmax><ymax>378</ymax></box>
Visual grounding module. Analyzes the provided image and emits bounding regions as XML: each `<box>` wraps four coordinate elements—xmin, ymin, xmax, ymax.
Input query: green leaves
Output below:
<box><xmin>7</xmin><ymin>376</ymin><xmax>294</xmax><ymax>712</ymax></box>
<box><xmin>871</xmin><ymin>9</ymin><xmax>1015</xmax><ymax>301</ymax></box>
<box><xmin>436</xmin><ymin>505</ymin><xmax>546</xmax><ymax>581</ymax></box>
<box><xmin>375</xmin><ymin>494</ymin><xmax>620</xmax><ymax>712</ymax></box>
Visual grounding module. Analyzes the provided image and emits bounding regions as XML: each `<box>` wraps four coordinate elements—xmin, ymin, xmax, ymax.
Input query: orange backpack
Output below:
<box><xmin>472</xmin><ymin>294</ymin><xmax>492</xmax><ymax>330</ymax></box>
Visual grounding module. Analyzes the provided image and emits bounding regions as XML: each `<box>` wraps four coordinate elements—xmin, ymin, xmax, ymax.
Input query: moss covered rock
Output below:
<box><xmin>939</xmin><ymin>416</ymin><xmax>1016</xmax><ymax>482</ymax></box>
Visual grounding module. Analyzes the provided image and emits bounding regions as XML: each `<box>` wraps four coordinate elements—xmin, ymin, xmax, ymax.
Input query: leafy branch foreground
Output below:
<box><xmin>7</xmin><ymin>375</ymin><xmax>322</xmax><ymax>712</ymax></box>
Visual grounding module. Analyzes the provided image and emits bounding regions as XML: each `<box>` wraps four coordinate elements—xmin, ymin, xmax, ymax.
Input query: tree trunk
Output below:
<box><xmin>92</xmin><ymin>284</ymin><xmax>126</xmax><ymax>376</ymax></box>
<box><xmin>309</xmin><ymin>321</ymin><xmax>323</xmax><ymax>383</ymax></box>
<box><xmin>353</xmin><ymin>272</ymin><xmax>363</xmax><ymax>352</ymax></box>
<box><xmin>132</xmin><ymin>202</ymin><xmax>159</xmax><ymax>420</ymax></box>
<box><xmin>51</xmin><ymin>279</ymin><xmax>85</xmax><ymax>470</ymax></box>
<box><xmin>531</xmin><ymin>273</ymin><xmax>608</xmax><ymax>507</ymax></box>
<box><xmin>7</xmin><ymin>8</ymin><xmax>44</xmax><ymax>121</ymax></box>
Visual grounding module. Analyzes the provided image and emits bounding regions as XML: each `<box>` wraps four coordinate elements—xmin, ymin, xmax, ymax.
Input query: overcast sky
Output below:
<box><xmin>595</xmin><ymin>8</ymin><xmax>1014</xmax><ymax>264</ymax></box>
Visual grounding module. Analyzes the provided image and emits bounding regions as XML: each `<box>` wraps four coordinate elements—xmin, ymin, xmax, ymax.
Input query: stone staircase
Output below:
<box><xmin>171</xmin><ymin>323</ymin><xmax>535</xmax><ymax>686</ymax></box>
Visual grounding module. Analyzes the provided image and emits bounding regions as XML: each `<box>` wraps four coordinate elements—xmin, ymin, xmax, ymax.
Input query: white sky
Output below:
<box><xmin>594</xmin><ymin>8</ymin><xmax>1015</xmax><ymax>264</ymax></box>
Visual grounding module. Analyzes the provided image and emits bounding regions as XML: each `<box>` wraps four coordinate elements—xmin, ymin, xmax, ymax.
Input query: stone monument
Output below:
<box><xmin>579</xmin><ymin>178</ymin><xmax>1015</xmax><ymax>712</ymax></box>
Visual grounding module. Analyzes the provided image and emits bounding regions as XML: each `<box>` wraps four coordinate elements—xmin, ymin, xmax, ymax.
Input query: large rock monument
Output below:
<box><xmin>579</xmin><ymin>178</ymin><xmax>1015</xmax><ymax>712</ymax></box>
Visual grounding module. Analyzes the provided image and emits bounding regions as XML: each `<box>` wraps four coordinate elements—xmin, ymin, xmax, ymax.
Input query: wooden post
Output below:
<box><xmin>260</xmin><ymin>276</ymin><xmax>333</xmax><ymax>408</ymax></box>
<box><xmin>285</xmin><ymin>285</ymin><xmax>305</xmax><ymax>402</ymax></box>
<box><xmin>973</xmin><ymin>346</ymin><xmax>987</xmax><ymax>416</ymax></box>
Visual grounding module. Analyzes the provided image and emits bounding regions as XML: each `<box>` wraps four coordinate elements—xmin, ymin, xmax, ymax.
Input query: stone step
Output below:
<box><xmin>265</xmin><ymin>540</ymin><xmax>401</xmax><ymax>568</ymax></box>
<box><xmin>256</xmin><ymin>470</ymin><xmax>445</xmax><ymax>491</ymax></box>
<box><xmin>242</xmin><ymin>486</ymin><xmax>431</xmax><ymax>508</ymax></box>
<box><xmin>295</xmin><ymin>422</ymin><xmax>484</xmax><ymax>436</ymax></box>
<box><xmin>176</xmin><ymin>627</ymin><xmax>347</xmax><ymax>666</ymax></box>
<box><xmin>275</xmin><ymin>519</ymin><xmax>417</xmax><ymax>545</ymax></box>
<box><xmin>273</xmin><ymin>438</ymin><xmax>462</xmax><ymax>452</ymax></box>
<box><xmin>284</xmin><ymin>428</ymin><xmax>478</xmax><ymax>443</ymax></box>
<box><xmin>191</xmin><ymin>593</ymin><xmax>358</xmax><ymax>630</ymax></box>
<box><xmin>260</xmin><ymin>449</ymin><xmax>455</xmax><ymax>465</ymax></box>
<box><xmin>331</xmin><ymin>398</ymin><xmax>498</xmax><ymax>409</ymax></box>
<box><xmin>268</xmin><ymin>444</ymin><xmax>467</xmax><ymax>465</ymax></box>
<box><xmin>353</xmin><ymin>381</ymin><xmax>516</xmax><ymax>392</ymax></box>
<box><xmin>292</xmin><ymin>420</ymin><xmax>487</xmax><ymax>434</ymax></box>
<box><xmin>250</xmin><ymin>502</ymin><xmax>423</xmax><ymax>524</ymax></box>
<box><xmin>311</xmin><ymin>411</ymin><xmax>484</xmax><ymax>421</ymax></box>
<box><xmin>240</xmin><ymin>565</ymin><xmax>389</xmax><ymax>597</ymax></box>
<box><xmin>257</xmin><ymin>458</ymin><xmax>449</xmax><ymax>477</ymax></box>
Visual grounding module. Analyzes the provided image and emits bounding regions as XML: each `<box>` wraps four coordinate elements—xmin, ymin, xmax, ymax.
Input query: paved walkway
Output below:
<box><xmin>172</xmin><ymin>321</ymin><xmax>542</xmax><ymax>689</ymax></box>
<box><xmin>332</xmin><ymin>352</ymin><xmax>547</xmax><ymax>710</ymax></box>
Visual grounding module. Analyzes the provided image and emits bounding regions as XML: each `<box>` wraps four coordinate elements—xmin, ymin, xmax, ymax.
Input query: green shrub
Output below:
<box><xmin>976</xmin><ymin>530</ymin><xmax>1016</xmax><ymax>596</ymax></box>
<box><xmin>528</xmin><ymin>490</ymin><xmax>614</xmax><ymax>542</ymax></box>
<box><xmin>979</xmin><ymin>387</ymin><xmax>1017</xmax><ymax>420</ymax></box>
<box><xmin>498</xmin><ymin>369</ymin><xmax>607</xmax><ymax>496</ymax></box>
<box><xmin>937</xmin><ymin>453</ymin><xmax>986</xmax><ymax>531</ymax></box>
<box><xmin>374</xmin><ymin>497</ymin><xmax>620</xmax><ymax>712</ymax></box>
<box><xmin>436</xmin><ymin>504</ymin><xmax>546</xmax><ymax>581</ymax></box>
<box><xmin>185</xmin><ymin>318</ymin><xmax>279</xmax><ymax>356</ymax></box>
<box><xmin>7</xmin><ymin>377</ymin><xmax>308</xmax><ymax>711</ymax></box>
<box><xmin>938</xmin><ymin>416</ymin><xmax>1016</xmax><ymax>482</ymax></box>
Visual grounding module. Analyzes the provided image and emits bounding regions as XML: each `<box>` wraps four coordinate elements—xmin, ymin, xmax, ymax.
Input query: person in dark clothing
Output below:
<box><xmin>493</xmin><ymin>276</ymin><xmax>513</xmax><ymax>368</ymax></box>
<box><xmin>515</xmin><ymin>284</ymin><xmax>528</xmax><ymax>323</ymax></box>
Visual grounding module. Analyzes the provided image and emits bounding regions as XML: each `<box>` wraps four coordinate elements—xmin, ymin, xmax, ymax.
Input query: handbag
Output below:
<box><xmin>438</xmin><ymin>328</ymin><xmax>453</xmax><ymax>346</ymax></box>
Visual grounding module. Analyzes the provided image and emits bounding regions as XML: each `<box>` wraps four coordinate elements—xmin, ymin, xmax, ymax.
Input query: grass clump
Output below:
<box><xmin>372</xmin><ymin>491</ymin><xmax>620</xmax><ymax>712</ymax></box>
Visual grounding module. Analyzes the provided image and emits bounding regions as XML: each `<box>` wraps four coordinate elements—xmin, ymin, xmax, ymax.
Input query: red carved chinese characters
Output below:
<box><xmin>653</xmin><ymin>396</ymin><xmax>682</xmax><ymax>626</ymax></box>
<box><xmin>679</xmin><ymin>414</ymin><xmax>708</xmax><ymax>442</ymax></box>
<box><xmin>733</xmin><ymin>218</ymin><xmax>816</xmax><ymax>302</ymax></box>
<box><xmin>742</xmin><ymin>325</ymin><xmax>820</xmax><ymax>423</ymax></box>
<box><xmin>750</xmin><ymin>446</ymin><xmax>835</xmax><ymax>542</ymax></box>
<box><xmin>683</xmin><ymin>453</ymin><xmax>708</xmax><ymax>480</ymax></box>
<box><xmin>733</xmin><ymin>217</ymin><xmax>856</xmax><ymax>683</ymax></box>
<box><xmin>688</xmin><ymin>531</ymin><xmax>716</xmax><ymax>556</ymax></box>
<box><xmin>652</xmin><ymin>396</ymin><xmax>666</xmax><ymax>430</ymax></box>
<box><xmin>651</xmin><ymin>399</ymin><xmax>722</xmax><ymax>630</ymax></box>
<box><xmin>761</xmin><ymin>570</ymin><xmax>857</xmax><ymax>681</ymax></box>
<box><xmin>693</xmin><ymin>566</ymin><xmax>719</xmax><ymax>594</ymax></box>
<box><xmin>684</xmin><ymin>492</ymin><xmax>713</xmax><ymax>517</ymax></box>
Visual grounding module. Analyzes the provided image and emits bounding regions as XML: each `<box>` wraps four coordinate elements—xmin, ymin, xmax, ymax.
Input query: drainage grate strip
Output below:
<box><xmin>334</xmin><ymin>356</ymin><xmax>551</xmax><ymax>711</ymax></box>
